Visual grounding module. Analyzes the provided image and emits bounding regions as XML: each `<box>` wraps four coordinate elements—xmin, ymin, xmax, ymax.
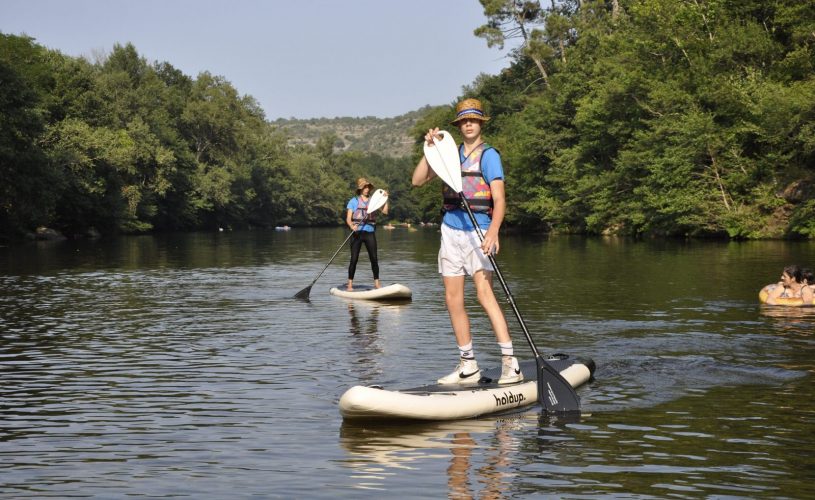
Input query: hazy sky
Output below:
<box><xmin>1</xmin><ymin>0</ymin><xmax>517</xmax><ymax>120</ymax></box>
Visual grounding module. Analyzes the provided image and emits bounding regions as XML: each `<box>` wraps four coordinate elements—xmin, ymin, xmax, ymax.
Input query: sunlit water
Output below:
<box><xmin>2</xmin><ymin>229</ymin><xmax>814</xmax><ymax>498</ymax></box>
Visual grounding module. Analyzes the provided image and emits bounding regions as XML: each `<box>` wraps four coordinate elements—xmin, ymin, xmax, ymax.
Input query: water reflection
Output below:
<box><xmin>759</xmin><ymin>305</ymin><xmax>815</xmax><ymax>374</ymax></box>
<box><xmin>339</xmin><ymin>412</ymin><xmax>591</xmax><ymax>497</ymax></box>
<box><xmin>339</xmin><ymin>415</ymin><xmax>535</xmax><ymax>496</ymax></box>
<box><xmin>346</xmin><ymin>301</ymin><xmax>384</xmax><ymax>384</ymax></box>
<box><xmin>446</xmin><ymin>423</ymin><xmax>513</xmax><ymax>500</ymax></box>
<box><xmin>342</xmin><ymin>299</ymin><xmax>415</xmax><ymax>386</ymax></box>
<box><xmin>348</xmin><ymin>301</ymin><xmax>381</xmax><ymax>337</ymax></box>
<box><xmin>2</xmin><ymin>230</ymin><xmax>814</xmax><ymax>497</ymax></box>
<box><xmin>760</xmin><ymin>304</ymin><xmax>815</xmax><ymax>324</ymax></box>
<box><xmin>340</xmin><ymin>396</ymin><xmax>814</xmax><ymax>497</ymax></box>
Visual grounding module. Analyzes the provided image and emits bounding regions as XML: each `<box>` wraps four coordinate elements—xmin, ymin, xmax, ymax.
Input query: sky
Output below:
<box><xmin>1</xmin><ymin>0</ymin><xmax>518</xmax><ymax>120</ymax></box>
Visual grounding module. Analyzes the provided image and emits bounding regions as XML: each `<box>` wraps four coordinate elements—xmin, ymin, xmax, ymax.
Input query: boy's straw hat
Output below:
<box><xmin>451</xmin><ymin>98</ymin><xmax>490</xmax><ymax>125</ymax></box>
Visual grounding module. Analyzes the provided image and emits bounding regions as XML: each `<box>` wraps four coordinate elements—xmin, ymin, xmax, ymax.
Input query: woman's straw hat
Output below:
<box><xmin>356</xmin><ymin>177</ymin><xmax>374</xmax><ymax>193</ymax></box>
<box><xmin>451</xmin><ymin>98</ymin><xmax>490</xmax><ymax>125</ymax></box>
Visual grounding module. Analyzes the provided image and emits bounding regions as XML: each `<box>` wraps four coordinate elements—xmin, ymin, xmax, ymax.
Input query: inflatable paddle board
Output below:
<box><xmin>339</xmin><ymin>356</ymin><xmax>595</xmax><ymax>421</ymax></box>
<box><xmin>759</xmin><ymin>284</ymin><xmax>815</xmax><ymax>306</ymax></box>
<box><xmin>330</xmin><ymin>283</ymin><xmax>412</xmax><ymax>301</ymax></box>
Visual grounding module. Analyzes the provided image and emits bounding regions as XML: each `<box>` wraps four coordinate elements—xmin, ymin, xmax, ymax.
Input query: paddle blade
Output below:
<box><xmin>423</xmin><ymin>130</ymin><xmax>462</xmax><ymax>192</ymax></box>
<box><xmin>294</xmin><ymin>285</ymin><xmax>312</xmax><ymax>300</ymax></box>
<box><xmin>367</xmin><ymin>189</ymin><xmax>388</xmax><ymax>213</ymax></box>
<box><xmin>537</xmin><ymin>358</ymin><xmax>581</xmax><ymax>414</ymax></box>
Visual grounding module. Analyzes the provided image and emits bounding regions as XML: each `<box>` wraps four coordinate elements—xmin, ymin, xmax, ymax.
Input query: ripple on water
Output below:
<box><xmin>2</xmin><ymin>232</ymin><xmax>814</xmax><ymax>498</ymax></box>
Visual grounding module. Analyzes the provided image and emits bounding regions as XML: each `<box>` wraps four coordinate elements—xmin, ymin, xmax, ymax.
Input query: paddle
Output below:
<box><xmin>294</xmin><ymin>189</ymin><xmax>388</xmax><ymax>300</ymax></box>
<box><xmin>423</xmin><ymin>132</ymin><xmax>581</xmax><ymax>414</ymax></box>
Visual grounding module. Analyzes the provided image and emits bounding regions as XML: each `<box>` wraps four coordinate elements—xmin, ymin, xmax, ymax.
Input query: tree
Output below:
<box><xmin>465</xmin><ymin>0</ymin><xmax>815</xmax><ymax>238</ymax></box>
<box><xmin>0</xmin><ymin>34</ymin><xmax>60</xmax><ymax>238</ymax></box>
<box><xmin>475</xmin><ymin>0</ymin><xmax>553</xmax><ymax>85</ymax></box>
<box><xmin>180</xmin><ymin>72</ymin><xmax>264</xmax><ymax>228</ymax></box>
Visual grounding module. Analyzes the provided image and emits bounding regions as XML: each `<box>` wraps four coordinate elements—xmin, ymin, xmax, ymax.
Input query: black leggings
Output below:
<box><xmin>348</xmin><ymin>231</ymin><xmax>379</xmax><ymax>280</ymax></box>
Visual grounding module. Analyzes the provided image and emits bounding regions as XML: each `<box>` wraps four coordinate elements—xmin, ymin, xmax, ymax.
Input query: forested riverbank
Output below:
<box><xmin>2</xmin><ymin>0</ymin><xmax>814</xmax><ymax>242</ymax></box>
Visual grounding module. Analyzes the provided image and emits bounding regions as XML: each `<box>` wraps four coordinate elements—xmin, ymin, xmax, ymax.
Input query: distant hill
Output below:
<box><xmin>270</xmin><ymin>106</ymin><xmax>438</xmax><ymax>157</ymax></box>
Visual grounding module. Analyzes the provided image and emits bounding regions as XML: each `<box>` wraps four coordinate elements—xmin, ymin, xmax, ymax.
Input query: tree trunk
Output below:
<box><xmin>708</xmin><ymin>145</ymin><xmax>731</xmax><ymax>211</ymax></box>
<box><xmin>532</xmin><ymin>56</ymin><xmax>550</xmax><ymax>87</ymax></box>
<box><xmin>513</xmin><ymin>2</ymin><xmax>549</xmax><ymax>85</ymax></box>
<box><xmin>552</xmin><ymin>0</ymin><xmax>565</xmax><ymax>62</ymax></box>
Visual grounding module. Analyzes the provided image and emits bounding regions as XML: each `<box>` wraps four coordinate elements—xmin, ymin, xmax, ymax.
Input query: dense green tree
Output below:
<box><xmin>0</xmin><ymin>34</ymin><xmax>59</xmax><ymax>239</ymax></box>
<box><xmin>463</xmin><ymin>0</ymin><xmax>815</xmax><ymax>238</ymax></box>
<box><xmin>180</xmin><ymin>72</ymin><xmax>262</xmax><ymax>228</ymax></box>
<box><xmin>242</xmin><ymin>124</ymin><xmax>295</xmax><ymax>226</ymax></box>
<box><xmin>3</xmin><ymin>1</ymin><xmax>815</xmax><ymax>242</ymax></box>
<box><xmin>44</xmin><ymin>118</ymin><xmax>132</xmax><ymax>233</ymax></box>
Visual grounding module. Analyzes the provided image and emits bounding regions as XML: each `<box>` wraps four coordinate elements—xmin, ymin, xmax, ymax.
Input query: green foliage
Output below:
<box><xmin>1</xmin><ymin>34</ymin><xmax>423</xmax><ymax>238</ymax></box>
<box><xmin>456</xmin><ymin>0</ymin><xmax>815</xmax><ymax>239</ymax></box>
<box><xmin>789</xmin><ymin>199</ymin><xmax>815</xmax><ymax>238</ymax></box>
<box><xmin>0</xmin><ymin>34</ymin><xmax>59</xmax><ymax>238</ymax></box>
<box><xmin>3</xmin><ymin>0</ymin><xmax>815</xmax><ymax>241</ymax></box>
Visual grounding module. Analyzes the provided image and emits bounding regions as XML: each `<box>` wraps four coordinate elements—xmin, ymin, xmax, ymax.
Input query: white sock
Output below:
<box><xmin>459</xmin><ymin>342</ymin><xmax>474</xmax><ymax>360</ymax></box>
<box><xmin>499</xmin><ymin>341</ymin><xmax>514</xmax><ymax>357</ymax></box>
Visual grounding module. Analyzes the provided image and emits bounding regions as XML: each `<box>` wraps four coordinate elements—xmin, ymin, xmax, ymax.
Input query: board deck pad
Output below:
<box><xmin>329</xmin><ymin>283</ymin><xmax>412</xmax><ymax>301</ymax></box>
<box><xmin>336</xmin><ymin>284</ymin><xmax>375</xmax><ymax>291</ymax></box>
<box><xmin>395</xmin><ymin>358</ymin><xmax>589</xmax><ymax>394</ymax></box>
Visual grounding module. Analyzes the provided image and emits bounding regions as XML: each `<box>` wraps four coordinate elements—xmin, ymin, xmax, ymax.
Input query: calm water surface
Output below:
<box><xmin>1</xmin><ymin>229</ymin><xmax>814</xmax><ymax>498</ymax></box>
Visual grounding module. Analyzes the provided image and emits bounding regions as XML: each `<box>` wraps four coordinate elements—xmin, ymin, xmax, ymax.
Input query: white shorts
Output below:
<box><xmin>438</xmin><ymin>223</ymin><xmax>494</xmax><ymax>277</ymax></box>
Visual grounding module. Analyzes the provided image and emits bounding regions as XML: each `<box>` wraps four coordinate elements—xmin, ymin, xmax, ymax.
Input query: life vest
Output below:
<box><xmin>442</xmin><ymin>143</ymin><xmax>494</xmax><ymax>214</ymax></box>
<box><xmin>352</xmin><ymin>196</ymin><xmax>376</xmax><ymax>225</ymax></box>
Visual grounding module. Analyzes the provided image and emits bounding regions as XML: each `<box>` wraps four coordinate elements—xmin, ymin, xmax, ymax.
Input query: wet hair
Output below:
<box><xmin>802</xmin><ymin>267</ymin><xmax>814</xmax><ymax>285</ymax></box>
<box><xmin>783</xmin><ymin>264</ymin><xmax>803</xmax><ymax>283</ymax></box>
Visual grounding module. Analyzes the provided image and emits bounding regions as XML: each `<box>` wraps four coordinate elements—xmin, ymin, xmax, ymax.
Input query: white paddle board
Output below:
<box><xmin>339</xmin><ymin>357</ymin><xmax>594</xmax><ymax>421</ymax></box>
<box><xmin>330</xmin><ymin>283</ymin><xmax>412</xmax><ymax>301</ymax></box>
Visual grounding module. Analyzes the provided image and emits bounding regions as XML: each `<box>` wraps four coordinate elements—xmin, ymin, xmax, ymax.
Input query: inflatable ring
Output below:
<box><xmin>758</xmin><ymin>284</ymin><xmax>815</xmax><ymax>306</ymax></box>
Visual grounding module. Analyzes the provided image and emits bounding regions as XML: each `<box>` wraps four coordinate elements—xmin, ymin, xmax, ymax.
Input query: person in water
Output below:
<box><xmin>346</xmin><ymin>177</ymin><xmax>388</xmax><ymax>290</ymax></box>
<box><xmin>803</xmin><ymin>268</ymin><xmax>814</xmax><ymax>286</ymax></box>
<box><xmin>766</xmin><ymin>264</ymin><xmax>814</xmax><ymax>305</ymax></box>
<box><xmin>411</xmin><ymin>97</ymin><xmax>522</xmax><ymax>385</ymax></box>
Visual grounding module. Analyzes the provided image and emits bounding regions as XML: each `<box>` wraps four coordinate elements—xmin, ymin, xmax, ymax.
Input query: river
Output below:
<box><xmin>1</xmin><ymin>228</ymin><xmax>814</xmax><ymax>498</ymax></box>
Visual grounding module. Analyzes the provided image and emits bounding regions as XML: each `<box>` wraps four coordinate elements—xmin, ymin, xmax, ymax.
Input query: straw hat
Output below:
<box><xmin>451</xmin><ymin>98</ymin><xmax>490</xmax><ymax>125</ymax></box>
<box><xmin>356</xmin><ymin>177</ymin><xmax>374</xmax><ymax>193</ymax></box>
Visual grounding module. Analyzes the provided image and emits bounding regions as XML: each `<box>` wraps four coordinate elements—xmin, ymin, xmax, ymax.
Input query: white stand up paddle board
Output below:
<box><xmin>339</xmin><ymin>357</ymin><xmax>595</xmax><ymax>421</ymax></box>
<box><xmin>330</xmin><ymin>283</ymin><xmax>412</xmax><ymax>301</ymax></box>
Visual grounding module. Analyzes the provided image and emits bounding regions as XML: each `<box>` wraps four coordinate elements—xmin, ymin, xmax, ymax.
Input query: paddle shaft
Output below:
<box><xmin>456</xmin><ymin>195</ymin><xmax>580</xmax><ymax>412</ymax></box>
<box><xmin>295</xmin><ymin>189</ymin><xmax>388</xmax><ymax>299</ymax></box>
<box><xmin>295</xmin><ymin>214</ymin><xmax>372</xmax><ymax>298</ymax></box>
<box><xmin>421</xmin><ymin>134</ymin><xmax>579</xmax><ymax>412</ymax></box>
<box><xmin>456</xmin><ymin>198</ymin><xmax>539</xmax><ymax>356</ymax></box>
